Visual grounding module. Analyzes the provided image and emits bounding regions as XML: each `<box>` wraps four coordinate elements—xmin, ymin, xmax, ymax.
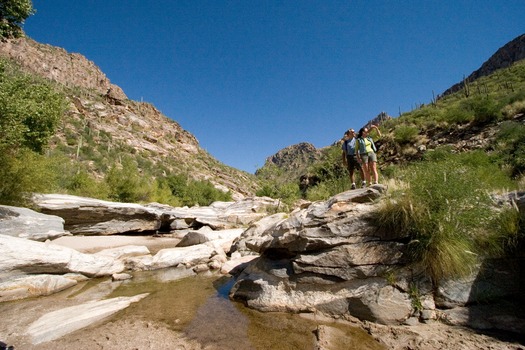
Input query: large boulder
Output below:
<box><xmin>32</xmin><ymin>194</ymin><xmax>280</xmax><ymax>236</ymax></box>
<box><xmin>230</xmin><ymin>186</ymin><xmax>415</xmax><ymax>325</ymax></box>
<box><xmin>0</xmin><ymin>205</ymin><xmax>68</xmax><ymax>241</ymax></box>
<box><xmin>176</xmin><ymin>227</ymin><xmax>245</xmax><ymax>249</ymax></box>
<box><xmin>127</xmin><ymin>243</ymin><xmax>217</xmax><ymax>271</ymax></box>
<box><xmin>33</xmin><ymin>194</ymin><xmax>162</xmax><ymax>235</ymax></box>
<box><xmin>0</xmin><ymin>234</ymin><xmax>125</xmax><ymax>277</ymax></box>
<box><xmin>155</xmin><ymin>196</ymin><xmax>280</xmax><ymax>231</ymax></box>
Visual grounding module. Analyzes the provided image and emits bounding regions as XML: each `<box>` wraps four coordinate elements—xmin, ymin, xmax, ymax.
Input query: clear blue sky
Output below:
<box><xmin>24</xmin><ymin>1</ymin><xmax>525</xmax><ymax>174</ymax></box>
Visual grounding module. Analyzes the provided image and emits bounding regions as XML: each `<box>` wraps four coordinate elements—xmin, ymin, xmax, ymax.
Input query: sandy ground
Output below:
<box><xmin>51</xmin><ymin>234</ymin><xmax>182</xmax><ymax>254</ymax></box>
<box><xmin>1</xmin><ymin>235</ymin><xmax>524</xmax><ymax>350</ymax></box>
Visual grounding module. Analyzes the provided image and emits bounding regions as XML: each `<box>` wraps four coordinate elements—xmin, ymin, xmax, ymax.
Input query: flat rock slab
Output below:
<box><xmin>0</xmin><ymin>205</ymin><xmax>68</xmax><ymax>241</ymax></box>
<box><xmin>33</xmin><ymin>194</ymin><xmax>162</xmax><ymax>235</ymax></box>
<box><xmin>26</xmin><ymin>293</ymin><xmax>149</xmax><ymax>344</ymax></box>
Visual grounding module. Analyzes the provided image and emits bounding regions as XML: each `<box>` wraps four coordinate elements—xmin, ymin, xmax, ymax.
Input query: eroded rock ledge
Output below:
<box><xmin>230</xmin><ymin>186</ymin><xmax>525</xmax><ymax>334</ymax></box>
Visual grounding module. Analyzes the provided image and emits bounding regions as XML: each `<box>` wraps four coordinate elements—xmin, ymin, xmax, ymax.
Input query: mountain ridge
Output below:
<box><xmin>0</xmin><ymin>37</ymin><xmax>259</xmax><ymax>199</ymax></box>
<box><xmin>441</xmin><ymin>34</ymin><xmax>525</xmax><ymax>97</ymax></box>
<box><xmin>259</xmin><ymin>33</ymin><xmax>525</xmax><ymax>183</ymax></box>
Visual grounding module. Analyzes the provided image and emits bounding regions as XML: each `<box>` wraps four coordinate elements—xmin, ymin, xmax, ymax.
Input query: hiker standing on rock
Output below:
<box><xmin>357</xmin><ymin>125</ymin><xmax>382</xmax><ymax>187</ymax></box>
<box><xmin>341</xmin><ymin>129</ymin><xmax>364</xmax><ymax>189</ymax></box>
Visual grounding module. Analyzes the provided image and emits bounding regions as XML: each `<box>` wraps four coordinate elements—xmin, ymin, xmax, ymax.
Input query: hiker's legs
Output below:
<box><xmin>369</xmin><ymin>161</ymin><xmax>378</xmax><ymax>184</ymax></box>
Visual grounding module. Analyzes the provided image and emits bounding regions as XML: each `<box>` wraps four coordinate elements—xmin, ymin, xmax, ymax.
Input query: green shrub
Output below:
<box><xmin>150</xmin><ymin>178</ymin><xmax>182</xmax><ymax>207</ymax></box>
<box><xmin>405</xmin><ymin>105</ymin><xmax>441</xmax><ymax>125</ymax></box>
<box><xmin>374</xmin><ymin>149</ymin><xmax>513</xmax><ymax>282</ymax></box>
<box><xmin>0</xmin><ymin>59</ymin><xmax>67</xmax><ymax>153</ymax></box>
<box><xmin>393</xmin><ymin>125</ymin><xmax>419</xmax><ymax>144</ymax></box>
<box><xmin>501</xmin><ymin>100</ymin><xmax>525</xmax><ymax>120</ymax></box>
<box><xmin>460</xmin><ymin>95</ymin><xmax>501</xmax><ymax>125</ymax></box>
<box><xmin>0</xmin><ymin>148</ymin><xmax>56</xmax><ymax>206</ymax></box>
<box><xmin>105</xmin><ymin>157</ymin><xmax>152</xmax><ymax>203</ymax></box>
<box><xmin>440</xmin><ymin>105</ymin><xmax>474</xmax><ymax>124</ymax></box>
<box><xmin>64</xmin><ymin>169</ymin><xmax>110</xmax><ymax>199</ymax></box>
<box><xmin>305</xmin><ymin>183</ymin><xmax>331</xmax><ymax>201</ymax></box>
<box><xmin>480</xmin><ymin>206</ymin><xmax>525</xmax><ymax>257</ymax></box>
<box><xmin>305</xmin><ymin>177</ymin><xmax>351</xmax><ymax>201</ymax></box>
<box><xmin>256</xmin><ymin>183</ymin><xmax>279</xmax><ymax>198</ymax></box>
<box><xmin>183</xmin><ymin>180</ymin><xmax>232</xmax><ymax>206</ymax></box>
<box><xmin>164</xmin><ymin>174</ymin><xmax>232</xmax><ymax>206</ymax></box>
<box><xmin>495</xmin><ymin>121</ymin><xmax>525</xmax><ymax>177</ymax></box>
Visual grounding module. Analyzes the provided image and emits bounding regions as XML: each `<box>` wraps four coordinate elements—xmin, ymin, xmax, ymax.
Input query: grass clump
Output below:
<box><xmin>375</xmin><ymin>149</ymin><xmax>515</xmax><ymax>282</ymax></box>
<box><xmin>393</xmin><ymin>124</ymin><xmax>419</xmax><ymax>144</ymax></box>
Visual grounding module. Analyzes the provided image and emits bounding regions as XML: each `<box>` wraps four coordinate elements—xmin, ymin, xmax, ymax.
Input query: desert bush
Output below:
<box><xmin>105</xmin><ymin>157</ymin><xmax>152</xmax><ymax>203</ymax></box>
<box><xmin>0</xmin><ymin>59</ymin><xmax>67</xmax><ymax>153</ymax></box>
<box><xmin>393</xmin><ymin>124</ymin><xmax>419</xmax><ymax>144</ymax></box>
<box><xmin>440</xmin><ymin>105</ymin><xmax>474</xmax><ymax>124</ymax></box>
<box><xmin>460</xmin><ymin>95</ymin><xmax>501</xmax><ymax>125</ymax></box>
<box><xmin>0</xmin><ymin>148</ymin><xmax>56</xmax><ymax>206</ymax></box>
<box><xmin>63</xmin><ymin>168</ymin><xmax>110</xmax><ymax>199</ymax></box>
<box><xmin>257</xmin><ymin>180</ymin><xmax>300</xmax><ymax>209</ymax></box>
<box><xmin>183</xmin><ymin>180</ymin><xmax>232</xmax><ymax>206</ymax></box>
<box><xmin>501</xmin><ymin>100</ymin><xmax>525</xmax><ymax>119</ymax></box>
<box><xmin>480</xmin><ymin>205</ymin><xmax>525</xmax><ymax>257</ymax></box>
<box><xmin>495</xmin><ymin>121</ymin><xmax>525</xmax><ymax>177</ymax></box>
<box><xmin>165</xmin><ymin>174</ymin><xmax>232</xmax><ymax>206</ymax></box>
<box><xmin>374</xmin><ymin>149</ymin><xmax>514</xmax><ymax>282</ymax></box>
<box><xmin>150</xmin><ymin>179</ymin><xmax>182</xmax><ymax>207</ymax></box>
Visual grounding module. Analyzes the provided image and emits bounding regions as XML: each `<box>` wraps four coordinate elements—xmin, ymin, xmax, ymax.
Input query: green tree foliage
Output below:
<box><xmin>0</xmin><ymin>148</ymin><xmax>55</xmax><ymax>205</ymax></box>
<box><xmin>0</xmin><ymin>59</ymin><xmax>67</xmax><ymax>153</ymax></box>
<box><xmin>0</xmin><ymin>59</ymin><xmax>67</xmax><ymax>205</ymax></box>
<box><xmin>0</xmin><ymin>0</ymin><xmax>35</xmax><ymax>38</ymax></box>
<box><xmin>304</xmin><ymin>145</ymin><xmax>350</xmax><ymax>200</ymax></box>
<box><xmin>165</xmin><ymin>174</ymin><xmax>232</xmax><ymax>206</ymax></box>
<box><xmin>393</xmin><ymin>124</ymin><xmax>419</xmax><ymax>144</ymax></box>
<box><xmin>105</xmin><ymin>157</ymin><xmax>152</xmax><ymax>203</ymax></box>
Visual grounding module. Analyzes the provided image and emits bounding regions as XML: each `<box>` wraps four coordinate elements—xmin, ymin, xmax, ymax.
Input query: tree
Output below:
<box><xmin>0</xmin><ymin>0</ymin><xmax>35</xmax><ymax>38</ymax></box>
<box><xmin>0</xmin><ymin>59</ymin><xmax>67</xmax><ymax>153</ymax></box>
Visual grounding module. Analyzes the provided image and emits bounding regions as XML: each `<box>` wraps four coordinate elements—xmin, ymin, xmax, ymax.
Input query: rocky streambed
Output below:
<box><xmin>1</xmin><ymin>190</ymin><xmax>524</xmax><ymax>349</ymax></box>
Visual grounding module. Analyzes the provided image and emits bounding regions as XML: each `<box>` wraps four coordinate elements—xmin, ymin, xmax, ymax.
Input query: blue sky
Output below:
<box><xmin>24</xmin><ymin>1</ymin><xmax>525</xmax><ymax>173</ymax></box>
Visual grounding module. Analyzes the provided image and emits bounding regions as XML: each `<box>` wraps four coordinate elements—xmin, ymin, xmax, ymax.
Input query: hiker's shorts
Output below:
<box><xmin>360</xmin><ymin>152</ymin><xmax>377</xmax><ymax>164</ymax></box>
<box><xmin>346</xmin><ymin>155</ymin><xmax>361</xmax><ymax>172</ymax></box>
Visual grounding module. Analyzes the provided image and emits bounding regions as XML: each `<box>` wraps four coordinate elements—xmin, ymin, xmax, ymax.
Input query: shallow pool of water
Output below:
<box><xmin>108</xmin><ymin>269</ymin><xmax>385</xmax><ymax>350</ymax></box>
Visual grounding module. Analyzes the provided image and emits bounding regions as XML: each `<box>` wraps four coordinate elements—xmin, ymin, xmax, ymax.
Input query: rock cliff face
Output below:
<box><xmin>0</xmin><ymin>38</ymin><xmax>127</xmax><ymax>100</ymax></box>
<box><xmin>262</xmin><ymin>142</ymin><xmax>322</xmax><ymax>173</ymax></box>
<box><xmin>0</xmin><ymin>37</ymin><xmax>259</xmax><ymax>197</ymax></box>
<box><xmin>441</xmin><ymin>33</ymin><xmax>525</xmax><ymax>97</ymax></box>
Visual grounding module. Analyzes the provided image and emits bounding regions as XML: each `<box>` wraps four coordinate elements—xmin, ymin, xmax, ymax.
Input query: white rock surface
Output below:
<box><xmin>26</xmin><ymin>293</ymin><xmax>149</xmax><ymax>344</ymax></box>
<box><xmin>0</xmin><ymin>234</ymin><xmax>125</xmax><ymax>277</ymax></box>
<box><xmin>0</xmin><ymin>205</ymin><xmax>68</xmax><ymax>241</ymax></box>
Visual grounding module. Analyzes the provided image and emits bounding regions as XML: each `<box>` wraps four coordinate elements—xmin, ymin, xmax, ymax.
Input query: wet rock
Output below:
<box><xmin>0</xmin><ymin>274</ymin><xmax>78</xmax><ymax>302</ymax></box>
<box><xmin>26</xmin><ymin>293</ymin><xmax>149</xmax><ymax>344</ymax></box>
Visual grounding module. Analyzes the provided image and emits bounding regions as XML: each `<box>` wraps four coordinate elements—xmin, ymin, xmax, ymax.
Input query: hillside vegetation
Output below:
<box><xmin>0</xmin><ymin>53</ymin><xmax>258</xmax><ymax>207</ymax></box>
<box><xmin>255</xmin><ymin>57</ymin><xmax>525</xmax><ymax>282</ymax></box>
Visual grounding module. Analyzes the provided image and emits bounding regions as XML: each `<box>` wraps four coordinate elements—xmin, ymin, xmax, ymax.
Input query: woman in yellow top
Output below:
<box><xmin>356</xmin><ymin>125</ymin><xmax>382</xmax><ymax>187</ymax></box>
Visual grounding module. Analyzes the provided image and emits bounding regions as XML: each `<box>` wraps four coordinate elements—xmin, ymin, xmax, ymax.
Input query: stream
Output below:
<box><xmin>0</xmin><ymin>268</ymin><xmax>385</xmax><ymax>349</ymax></box>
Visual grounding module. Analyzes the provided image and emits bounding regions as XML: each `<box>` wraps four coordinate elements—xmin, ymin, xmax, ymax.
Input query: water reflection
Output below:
<box><xmin>109</xmin><ymin>269</ymin><xmax>382</xmax><ymax>350</ymax></box>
